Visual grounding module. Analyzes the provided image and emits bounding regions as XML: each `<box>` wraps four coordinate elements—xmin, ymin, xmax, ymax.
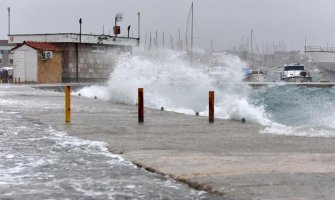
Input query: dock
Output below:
<box><xmin>2</xmin><ymin>85</ymin><xmax>335</xmax><ymax>199</ymax></box>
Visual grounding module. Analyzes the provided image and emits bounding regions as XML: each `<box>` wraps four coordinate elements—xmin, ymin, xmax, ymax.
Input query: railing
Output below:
<box><xmin>305</xmin><ymin>46</ymin><xmax>335</xmax><ymax>52</ymax></box>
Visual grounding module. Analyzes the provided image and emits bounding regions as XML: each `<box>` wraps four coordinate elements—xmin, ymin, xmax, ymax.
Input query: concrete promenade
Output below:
<box><xmin>2</xmin><ymin>85</ymin><xmax>335</xmax><ymax>200</ymax></box>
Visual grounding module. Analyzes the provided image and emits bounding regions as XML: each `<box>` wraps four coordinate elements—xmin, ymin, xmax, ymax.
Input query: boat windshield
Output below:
<box><xmin>284</xmin><ymin>65</ymin><xmax>304</xmax><ymax>71</ymax></box>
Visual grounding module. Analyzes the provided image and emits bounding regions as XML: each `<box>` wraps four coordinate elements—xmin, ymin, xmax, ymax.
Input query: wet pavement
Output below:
<box><xmin>1</xmin><ymin>84</ymin><xmax>335</xmax><ymax>199</ymax></box>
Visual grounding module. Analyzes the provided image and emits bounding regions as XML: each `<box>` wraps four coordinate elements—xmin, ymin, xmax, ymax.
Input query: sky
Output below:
<box><xmin>1</xmin><ymin>0</ymin><xmax>335</xmax><ymax>51</ymax></box>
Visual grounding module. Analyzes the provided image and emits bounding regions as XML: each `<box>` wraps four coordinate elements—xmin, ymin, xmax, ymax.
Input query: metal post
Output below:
<box><xmin>77</xmin><ymin>18</ymin><xmax>82</xmax><ymax>83</ymax></box>
<box><xmin>79</xmin><ymin>18</ymin><xmax>82</xmax><ymax>43</ymax></box>
<box><xmin>65</xmin><ymin>86</ymin><xmax>71</xmax><ymax>122</ymax></box>
<box><xmin>209</xmin><ymin>91</ymin><xmax>214</xmax><ymax>123</ymax></box>
<box><xmin>138</xmin><ymin>88</ymin><xmax>144</xmax><ymax>122</ymax></box>
<box><xmin>7</xmin><ymin>7</ymin><xmax>10</xmax><ymax>35</ymax></box>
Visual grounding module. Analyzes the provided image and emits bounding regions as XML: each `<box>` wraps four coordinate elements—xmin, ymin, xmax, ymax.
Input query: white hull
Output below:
<box><xmin>243</xmin><ymin>74</ymin><xmax>266</xmax><ymax>82</ymax></box>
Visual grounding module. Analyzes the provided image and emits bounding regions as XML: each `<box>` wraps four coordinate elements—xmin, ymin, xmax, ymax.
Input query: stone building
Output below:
<box><xmin>9</xmin><ymin>33</ymin><xmax>139</xmax><ymax>82</ymax></box>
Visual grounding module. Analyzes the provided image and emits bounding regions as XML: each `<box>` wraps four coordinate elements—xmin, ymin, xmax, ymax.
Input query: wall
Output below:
<box><xmin>57</xmin><ymin>43</ymin><xmax>132</xmax><ymax>82</ymax></box>
<box><xmin>37</xmin><ymin>51</ymin><xmax>62</xmax><ymax>83</ymax></box>
<box><xmin>13</xmin><ymin>45</ymin><xmax>38</xmax><ymax>82</ymax></box>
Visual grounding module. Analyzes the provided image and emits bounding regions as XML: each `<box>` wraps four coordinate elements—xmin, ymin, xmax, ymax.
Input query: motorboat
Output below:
<box><xmin>280</xmin><ymin>63</ymin><xmax>312</xmax><ymax>82</ymax></box>
<box><xmin>242</xmin><ymin>67</ymin><xmax>266</xmax><ymax>82</ymax></box>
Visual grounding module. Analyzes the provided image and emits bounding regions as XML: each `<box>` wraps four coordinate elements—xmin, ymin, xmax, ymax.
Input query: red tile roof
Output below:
<box><xmin>12</xmin><ymin>41</ymin><xmax>63</xmax><ymax>51</ymax></box>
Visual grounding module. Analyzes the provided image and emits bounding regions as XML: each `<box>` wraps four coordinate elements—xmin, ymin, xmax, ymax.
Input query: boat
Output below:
<box><xmin>280</xmin><ymin>63</ymin><xmax>312</xmax><ymax>82</ymax></box>
<box><xmin>243</xmin><ymin>68</ymin><xmax>266</xmax><ymax>82</ymax></box>
<box><xmin>305</xmin><ymin>46</ymin><xmax>335</xmax><ymax>81</ymax></box>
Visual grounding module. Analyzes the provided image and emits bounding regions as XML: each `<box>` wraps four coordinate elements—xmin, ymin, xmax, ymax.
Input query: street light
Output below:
<box><xmin>7</xmin><ymin>7</ymin><xmax>10</xmax><ymax>35</ymax></box>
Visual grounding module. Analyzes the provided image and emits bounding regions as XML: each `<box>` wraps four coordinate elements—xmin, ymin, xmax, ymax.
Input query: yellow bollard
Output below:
<box><xmin>65</xmin><ymin>85</ymin><xmax>71</xmax><ymax>122</ymax></box>
<box><xmin>209</xmin><ymin>91</ymin><xmax>214</xmax><ymax>123</ymax></box>
<box><xmin>138</xmin><ymin>88</ymin><xmax>144</xmax><ymax>122</ymax></box>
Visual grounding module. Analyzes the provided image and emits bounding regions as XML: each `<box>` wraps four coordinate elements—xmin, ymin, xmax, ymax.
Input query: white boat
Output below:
<box><xmin>280</xmin><ymin>63</ymin><xmax>312</xmax><ymax>82</ymax></box>
<box><xmin>242</xmin><ymin>67</ymin><xmax>266</xmax><ymax>82</ymax></box>
<box><xmin>305</xmin><ymin>46</ymin><xmax>335</xmax><ymax>81</ymax></box>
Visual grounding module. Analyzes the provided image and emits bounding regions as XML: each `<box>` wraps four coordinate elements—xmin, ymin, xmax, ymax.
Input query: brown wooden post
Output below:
<box><xmin>65</xmin><ymin>86</ymin><xmax>71</xmax><ymax>122</ymax></box>
<box><xmin>209</xmin><ymin>91</ymin><xmax>214</xmax><ymax>123</ymax></box>
<box><xmin>138</xmin><ymin>88</ymin><xmax>144</xmax><ymax>122</ymax></box>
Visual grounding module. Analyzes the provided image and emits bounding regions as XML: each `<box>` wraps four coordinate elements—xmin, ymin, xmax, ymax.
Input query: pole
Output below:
<box><xmin>138</xmin><ymin>88</ymin><xmax>144</xmax><ymax>122</ymax></box>
<box><xmin>137</xmin><ymin>12</ymin><xmax>140</xmax><ymax>39</ymax></box>
<box><xmin>178</xmin><ymin>28</ymin><xmax>181</xmax><ymax>51</ymax></box>
<box><xmin>209</xmin><ymin>91</ymin><xmax>214</xmax><ymax>123</ymax></box>
<box><xmin>77</xmin><ymin>18</ymin><xmax>82</xmax><ymax>83</ymax></box>
<box><xmin>65</xmin><ymin>86</ymin><xmax>71</xmax><ymax>122</ymax></box>
<box><xmin>79</xmin><ymin>18</ymin><xmax>82</xmax><ymax>43</ymax></box>
<box><xmin>191</xmin><ymin>2</ymin><xmax>194</xmax><ymax>65</ymax></box>
<box><xmin>162</xmin><ymin>32</ymin><xmax>165</xmax><ymax>49</ymax></box>
<box><xmin>251</xmin><ymin>29</ymin><xmax>253</xmax><ymax>66</ymax></box>
<box><xmin>7</xmin><ymin>7</ymin><xmax>10</xmax><ymax>35</ymax></box>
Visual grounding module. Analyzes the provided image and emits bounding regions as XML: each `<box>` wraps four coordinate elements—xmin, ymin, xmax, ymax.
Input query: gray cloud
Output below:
<box><xmin>1</xmin><ymin>0</ymin><xmax>335</xmax><ymax>51</ymax></box>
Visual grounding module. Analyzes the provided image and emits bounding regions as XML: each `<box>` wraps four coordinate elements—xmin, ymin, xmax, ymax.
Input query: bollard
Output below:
<box><xmin>209</xmin><ymin>91</ymin><xmax>214</xmax><ymax>123</ymax></box>
<box><xmin>65</xmin><ymin>85</ymin><xmax>71</xmax><ymax>122</ymax></box>
<box><xmin>138</xmin><ymin>88</ymin><xmax>144</xmax><ymax>122</ymax></box>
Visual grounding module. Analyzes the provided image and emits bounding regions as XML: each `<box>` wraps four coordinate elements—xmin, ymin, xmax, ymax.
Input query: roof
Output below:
<box><xmin>12</xmin><ymin>41</ymin><xmax>63</xmax><ymax>51</ymax></box>
<box><xmin>8</xmin><ymin>33</ymin><xmax>139</xmax><ymax>47</ymax></box>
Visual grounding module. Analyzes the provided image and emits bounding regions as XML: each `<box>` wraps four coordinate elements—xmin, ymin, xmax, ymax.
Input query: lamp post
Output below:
<box><xmin>7</xmin><ymin>7</ymin><xmax>10</xmax><ymax>35</ymax></box>
<box><xmin>76</xmin><ymin>18</ymin><xmax>82</xmax><ymax>83</ymax></box>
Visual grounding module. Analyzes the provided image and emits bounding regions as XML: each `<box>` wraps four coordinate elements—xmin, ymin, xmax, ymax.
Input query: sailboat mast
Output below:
<box><xmin>251</xmin><ymin>29</ymin><xmax>253</xmax><ymax>66</ymax></box>
<box><xmin>191</xmin><ymin>2</ymin><xmax>194</xmax><ymax>65</ymax></box>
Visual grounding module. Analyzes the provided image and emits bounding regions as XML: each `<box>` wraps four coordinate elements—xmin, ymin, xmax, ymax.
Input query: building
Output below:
<box><xmin>9</xmin><ymin>33</ymin><xmax>139</xmax><ymax>82</ymax></box>
<box><xmin>11</xmin><ymin>41</ymin><xmax>63</xmax><ymax>83</ymax></box>
<box><xmin>0</xmin><ymin>40</ymin><xmax>15</xmax><ymax>67</ymax></box>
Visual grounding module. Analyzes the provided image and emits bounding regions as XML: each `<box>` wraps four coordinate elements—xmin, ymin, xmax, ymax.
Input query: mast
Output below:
<box><xmin>191</xmin><ymin>2</ymin><xmax>194</xmax><ymax>65</ymax></box>
<box><xmin>250</xmin><ymin>29</ymin><xmax>253</xmax><ymax>66</ymax></box>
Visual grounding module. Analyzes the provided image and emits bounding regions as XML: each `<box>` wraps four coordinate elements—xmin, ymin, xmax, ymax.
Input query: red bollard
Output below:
<box><xmin>138</xmin><ymin>88</ymin><xmax>144</xmax><ymax>122</ymax></box>
<box><xmin>209</xmin><ymin>91</ymin><xmax>214</xmax><ymax>123</ymax></box>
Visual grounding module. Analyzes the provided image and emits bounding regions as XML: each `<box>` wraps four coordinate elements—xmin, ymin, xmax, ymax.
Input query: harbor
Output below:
<box><xmin>2</xmin><ymin>1</ymin><xmax>335</xmax><ymax>199</ymax></box>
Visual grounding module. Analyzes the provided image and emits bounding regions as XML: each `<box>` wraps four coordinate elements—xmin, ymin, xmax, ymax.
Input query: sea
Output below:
<box><xmin>1</xmin><ymin>49</ymin><xmax>334</xmax><ymax>199</ymax></box>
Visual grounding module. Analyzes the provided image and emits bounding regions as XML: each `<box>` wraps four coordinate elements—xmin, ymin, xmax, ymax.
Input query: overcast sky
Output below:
<box><xmin>1</xmin><ymin>0</ymin><xmax>335</xmax><ymax>51</ymax></box>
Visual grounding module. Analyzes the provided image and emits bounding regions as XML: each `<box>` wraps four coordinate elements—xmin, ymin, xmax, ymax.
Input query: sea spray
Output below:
<box><xmin>77</xmin><ymin>49</ymin><xmax>271</xmax><ymax>125</ymax></box>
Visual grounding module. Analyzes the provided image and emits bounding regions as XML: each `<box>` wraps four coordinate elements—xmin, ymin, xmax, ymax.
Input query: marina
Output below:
<box><xmin>2</xmin><ymin>0</ymin><xmax>335</xmax><ymax>199</ymax></box>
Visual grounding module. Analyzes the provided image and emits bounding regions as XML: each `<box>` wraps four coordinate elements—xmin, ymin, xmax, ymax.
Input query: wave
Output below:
<box><xmin>77</xmin><ymin>49</ymin><xmax>335</xmax><ymax>138</ymax></box>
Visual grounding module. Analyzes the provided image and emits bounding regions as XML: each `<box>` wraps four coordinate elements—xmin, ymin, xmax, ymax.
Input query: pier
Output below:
<box><xmin>2</xmin><ymin>84</ymin><xmax>335</xmax><ymax>199</ymax></box>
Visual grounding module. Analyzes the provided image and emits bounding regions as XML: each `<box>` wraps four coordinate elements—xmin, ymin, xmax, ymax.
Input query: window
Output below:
<box><xmin>0</xmin><ymin>50</ymin><xmax>3</xmax><ymax>54</ymax></box>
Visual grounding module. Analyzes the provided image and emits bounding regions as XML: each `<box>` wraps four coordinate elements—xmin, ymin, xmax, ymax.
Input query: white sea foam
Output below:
<box><xmin>78</xmin><ymin>50</ymin><xmax>271</xmax><ymax>126</ymax></box>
